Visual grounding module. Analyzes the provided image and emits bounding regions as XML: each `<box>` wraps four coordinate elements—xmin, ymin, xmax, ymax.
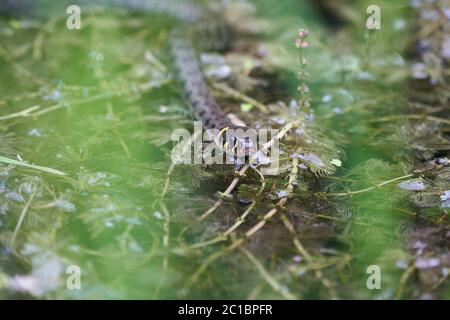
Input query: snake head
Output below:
<box><xmin>215</xmin><ymin>126</ymin><xmax>259</xmax><ymax>158</ymax></box>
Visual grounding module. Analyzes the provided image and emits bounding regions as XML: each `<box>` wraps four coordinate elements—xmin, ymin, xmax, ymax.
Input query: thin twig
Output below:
<box><xmin>240</xmin><ymin>246</ymin><xmax>298</xmax><ymax>300</ymax></box>
<box><xmin>371</xmin><ymin>114</ymin><xmax>450</xmax><ymax>126</ymax></box>
<box><xmin>196</xmin><ymin>119</ymin><xmax>301</xmax><ymax>222</ymax></box>
<box><xmin>154</xmin><ymin>201</ymin><xmax>171</xmax><ymax>297</ymax></box>
<box><xmin>9</xmin><ymin>192</ymin><xmax>36</xmax><ymax>250</ymax></box>
<box><xmin>0</xmin><ymin>45</ymin><xmax>44</xmax><ymax>85</ymax></box>
<box><xmin>187</xmin><ymin>146</ymin><xmax>301</xmax><ymax>285</ymax></box>
<box><xmin>328</xmin><ymin>174</ymin><xmax>414</xmax><ymax>197</ymax></box>
<box><xmin>0</xmin><ymin>105</ymin><xmax>41</xmax><ymax>121</ymax></box>
<box><xmin>395</xmin><ymin>263</ymin><xmax>416</xmax><ymax>300</ymax></box>
<box><xmin>280</xmin><ymin>213</ymin><xmax>338</xmax><ymax>299</ymax></box>
<box><xmin>0</xmin><ymin>155</ymin><xmax>66</xmax><ymax>176</ymax></box>
<box><xmin>0</xmin><ymin>91</ymin><xmax>43</xmax><ymax>107</ymax></box>
<box><xmin>211</xmin><ymin>82</ymin><xmax>269</xmax><ymax>113</ymax></box>
<box><xmin>328</xmin><ymin>164</ymin><xmax>444</xmax><ymax>197</ymax></box>
<box><xmin>33</xmin><ymin>17</ymin><xmax>57</xmax><ymax>60</ymax></box>
<box><xmin>197</xmin><ymin>164</ymin><xmax>249</xmax><ymax>222</ymax></box>
<box><xmin>184</xmin><ymin>201</ymin><xmax>256</xmax><ymax>251</ymax></box>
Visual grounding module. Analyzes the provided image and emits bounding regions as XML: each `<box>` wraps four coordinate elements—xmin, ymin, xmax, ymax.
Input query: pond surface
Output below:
<box><xmin>0</xmin><ymin>0</ymin><xmax>449</xmax><ymax>299</ymax></box>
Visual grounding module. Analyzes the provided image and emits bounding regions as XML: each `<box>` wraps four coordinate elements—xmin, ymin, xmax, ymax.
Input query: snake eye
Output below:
<box><xmin>215</xmin><ymin>127</ymin><xmax>257</xmax><ymax>158</ymax></box>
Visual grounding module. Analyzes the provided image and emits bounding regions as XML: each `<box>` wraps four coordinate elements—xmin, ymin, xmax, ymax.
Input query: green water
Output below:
<box><xmin>0</xmin><ymin>0</ymin><xmax>448</xmax><ymax>299</ymax></box>
<box><xmin>0</xmin><ymin>7</ymin><xmax>183</xmax><ymax>299</ymax></box>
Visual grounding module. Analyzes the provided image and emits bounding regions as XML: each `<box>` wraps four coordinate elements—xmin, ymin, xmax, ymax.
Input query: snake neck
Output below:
<box><xmin>118</xmin><ymin>1</ymin><xmax>233</xmax><ymax>130</ymax></box>
<box><xmin>170</xmin><ymin>32</ymin><xmax>233</xmax><ymax>130</ymax></box>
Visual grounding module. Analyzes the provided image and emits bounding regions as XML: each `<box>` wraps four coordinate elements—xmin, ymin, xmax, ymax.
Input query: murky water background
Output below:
<box><xmin>0</xmin><ymin>0</ymin><xmax>449</xmax><ymax>299</ymax></box>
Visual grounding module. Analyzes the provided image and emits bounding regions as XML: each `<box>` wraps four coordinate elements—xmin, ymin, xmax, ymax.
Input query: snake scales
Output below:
<box><xmin>113</xmin><ymin>0</ymin><xmax>235</xmax><ymax>130</ymax></box>
<box><xmin>115</xmin><ymin>1</ymin><xmax>251</xmax><ymax>157</ymax></box>
<box><xmin>1</xmin><ymin>0</ymin><xmax>257</xmax><ymax>160</ymax></box>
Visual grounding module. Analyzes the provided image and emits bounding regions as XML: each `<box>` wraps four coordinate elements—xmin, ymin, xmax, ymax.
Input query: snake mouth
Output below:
<box><xmin>214</xmin><ymin>126</ymin><xmax>259</xmax><ymax>158</ymax></box>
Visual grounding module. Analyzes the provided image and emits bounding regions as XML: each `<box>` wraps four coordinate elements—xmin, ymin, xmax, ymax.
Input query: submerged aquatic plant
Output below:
<box><xmin>1</xmin><ymin>0</ymin><xmax>448</xmax><ymax>300</ymax></box>
<box><xmin>295</xmin><ymin>28</ymin><xmax>311</xmax><ymax>111</ymax></box>
<box><xmin>0</xmin><ymin>156</ymin><xmax>66</xmax><ymax>176</ymax></box>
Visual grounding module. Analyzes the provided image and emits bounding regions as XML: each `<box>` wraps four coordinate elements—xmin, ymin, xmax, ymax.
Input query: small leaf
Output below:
<box><xmin>331</xmin><ymin>159</ymin><xmax>342</xmax><ymax>167</ymax></box>
<box><xmin>240</xmin><ymin>103</ymin><xmax>254</xmax><ymax>112</ymax></box>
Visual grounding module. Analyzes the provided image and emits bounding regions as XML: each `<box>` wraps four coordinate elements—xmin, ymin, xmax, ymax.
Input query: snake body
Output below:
<box><xmin>1</xmin><ymin>0</ymin><xmax>253</xmax><ymax>155</ymax></box>
<box><xmin>170</xmin><ymin>31</ymin><xmax>233</xmax><ymax>130</ymax></box>
<box><xmin>113</xmin><ymin>1</ymin><xmax>252</xmax><ymax>155</ymax></box>
<box><xmin>105</xmin><ymin>0</ymin><xmax>234</xmax><ymax>130</ymax></box>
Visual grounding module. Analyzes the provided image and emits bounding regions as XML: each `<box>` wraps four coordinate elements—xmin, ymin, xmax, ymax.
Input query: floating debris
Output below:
<box><xmin>272</xmin><ymin>117</ymin><xmax>286</xmax><ymax>125</ymax></box>
<box><xmin>20</xmin><ymin>243</ymin><xmax>42</xmax><ymax>255</ymax></box>
<box><xmin>68</xmin><ymin>245</ymin><xmax>80</xmax><ymax>253</ymax></box>
<box><xmin>420</xmin><ymin>9</ymin><xmax>439</xmax><ymax>21</ymax></box>
<box><xmin>153</xmin><ymin>211</ymin><xmax>164</xmax><ymax>220</ymax></box>
<box><xmin>253</xmin><ymin>150</ymin><xmax>271</xmax><ymax>165</ymax></box>
<box><xmin>201</xmin><ymin>53</ymin><xmax>231</xmax><ymax>79</ymax></box>
<box><xmin>412</xmin><ymin>62</ymin><xmax>428</xmax><ymax>79</ymax></box>
<box><xmin>397</xmin><ymin>178</ymin><xmax>427</xmax><ymax>191</ymax></box>
<box><xmin>440</xmin><ymin>191</ymin><xmax>450</xmax><ymax>201</ymax></box>
<box><xmin>4</xmin><ymin>192</ymin><xmax>24</xmax><ymax>203</ymax></box>
<box><xmin>104</xmin><ymin>219</ymin><xmax>114</xmax><ymax>228</ymax></box>
<box><xmin>276</xmin><ymin>190</ymin><xmax>288</xmax><ymax>199</ymax></box>
<box><xmin>411</xmin><ymin>0</ymin><xmax>421</xmax><ymax>8</ymax></box>
<box><xmin>289</xmin><ymin>100</ymin><xmax>299</xmax><ymax>109</ymax></box>
<box><xmin>440</xmin><ymin>190</ymin><xmax>450</xmax><ymax>208</ymax></box>
<box><xmin>205</xmin><ymin>65</ymin><xmax>232</xmax><ymax>79</ymax></box>
<box><xmin>296</xmin><ymin>268</ymin><xmax>306</xmax><ymax>276</ymax></box>
<box><xmin>393</xmin><ymin>19</ymin><xmax>406</xmax><ymax>30</ymax></box>
<box><xmin>128</xmin><ymin>241</ymin><xmax>143</xmax><ymax>253</ymax></box>
<box><xmin>53</xmin><ymin>199</ymin><xmax>76</xmax><ymax>213</ymax></box>
<box><xmin>91</xmin><ymin>201</ymin><xmax>118</xmax><ymax>214</ymax></box>
<box><xmin>443</xmin><ymin>7</ymin><xmax>450</xmax><ymax>19</ymax></box>
<box><xmin>321</xmin><ymin>94</ymin><xmax>332</xmax><ymax>103</ymax></box>
<box><xmin>200</xmin><ymin>53</ymin><xmax>226</xmax><ymax>65</ymax></box>
<box><xmin>436</xmin><ymin>157</ymin><xmax>450</xmax><ymax>165</ymax></box>
<box><xmin>332</xmin><ymin>107</ymin><xmax>343</xmax><ymax>114</ymax></box>
<box><xmin>88</xmin><ymin>172</ymin><xmax>110</xmax><ymax>187</ymax></box>
<box><xmin>295</xmin><ymin>127</ymin><xmax>305</xmax><ymax>136</ymax></box>
<box><xmin>19</xmin><ymin>180</ymin><xmax>39</xmax><ymax>194</ymax></box>
<box><xmin>0</xmin><ymin>180</ymin><xmax>6</xmax><ymax>193</ymax></box>
<box><xmin>125</xmin><ymin>217</ymin><xmax>141</xmax><ymax>225</ymax></box>
<box><xmin>88</xmin><ymin>50</ymin><xmax>104</xmax><ymax>69</ymax></box>
<box><xmin>415</xmin><ymin>257</ymin><xmax>440</xmax><ymax>269</ymax></box>
<box><xmin>442</xmin><ymin>36</ymin><xmax>450</xmax><ymax>59</ymax></box>
<box><xmin>43</xmin><ymin>90</ymin><xmax>62</xmax><ymax>101</ymax></box>
<box><xmin>291</xmin><ymin>152</ymin><xmax>325</xmax><ymax>168</ymax></box>
<box><xmin>298</xmin><ymin>163</ymin><xmax>308</xmax><ymax>170</ymax></box>
<box><xmin>395</xmin><ymin>260</ymin><xmax>408</xmax><ymax>269</ymax></box>
<box><xmin>28</xmin><ymin>128</ymin><xmax>43</xmax><ymax>137</ymax></box>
